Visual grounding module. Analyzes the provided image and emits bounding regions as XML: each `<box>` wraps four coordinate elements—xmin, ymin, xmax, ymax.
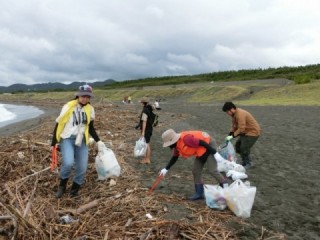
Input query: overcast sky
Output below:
<box><xmin>1</xmin><ymin>0</ymin><xmax>319</xmax><ymax>86</ymax></box>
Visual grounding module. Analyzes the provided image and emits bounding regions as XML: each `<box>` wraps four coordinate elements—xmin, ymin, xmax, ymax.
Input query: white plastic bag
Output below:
<box><xmin>224</xmin><ymin>179</ymin><xmax>256</xmax><ymax>218</ymax></box>
<box><xmin>134</xmin><ymin>137</ymin><xmax>147</xmax><ymax>157</ymax></box>
<box><xmin>226</xmin><ymin>170</ymin><xmax>248</xmax><ymax>180</ymax></box>
<box><xmin>95</xmin><ymin>146</ymin><xmax>121</xmax><ymax>180</ymax></box>
<box><xmin>204</xmin><ymin>184</ymin><xmax>227</xmax><ymax>210</ymax></box>
<box><xmin>218</xmin><ymin>141</ymin><xmax>237</xmax><ymax>162</ymax></box>
<box><xmin>217</xmin><ymin>160</ymin><xmax>245</xmax><ymax>173</ymax></box>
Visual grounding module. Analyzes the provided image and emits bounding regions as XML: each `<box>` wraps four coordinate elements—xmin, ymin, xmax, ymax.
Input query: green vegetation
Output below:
<box><xmin>103</xmin><ymin>64</ymin><xmax>320</xmax><ymax>89</ymax></box>
<box><xmin>239</xmin><ymin>81</ymin><xmax>320</xmax><ymax>106</ymax></box>
<box><xmin>1</xmin><ymin>64</ymin><xmax>320</xmax><ymax>106</ymax></box>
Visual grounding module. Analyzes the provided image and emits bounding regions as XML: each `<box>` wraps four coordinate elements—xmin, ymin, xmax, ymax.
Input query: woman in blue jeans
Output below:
<box><xmin>51</xmin><ymin>84</ymin><xmax>104</xmax><ymax>198</ymax></box>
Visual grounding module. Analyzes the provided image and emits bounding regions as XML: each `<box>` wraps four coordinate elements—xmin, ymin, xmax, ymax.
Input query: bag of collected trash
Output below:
<box><xmin>95</xmin><ymin>145</ymin><xmax>121</xmax><ymax>180</ymax></box>
<box><xmin>226</xmin><ymin>170</ymin><xmax>248</xmax><ymax>180</ymax></box>
<box><xmin>218</xmin><ymin>141</ymin><xmax>237</xmax><ymax>162</ymax></box>
<box><xmin>204</xmin><ymin>184</ymin><xmax>227</xmax><ymax>210</ymax></box>
<box><xmin>224</xmin><ymin>179</ymin><xmax>256</xmax><ymax>218</ymax></box>
<box><xmin>134</xmin><ymin>137</ymin><xmax>147</xmax><ymax>157</ymax></box>
<box><xmin>217</xmin><ymin>160</ymin><xmax>246</xmax><ymax>173</ymax></box>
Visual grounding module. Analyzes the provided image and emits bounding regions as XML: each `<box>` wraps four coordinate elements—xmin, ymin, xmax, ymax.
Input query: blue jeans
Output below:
<box><xmin>60</xmin><ymin>136</ymin><xmax>88</xmax><ymax>185</ymax></box>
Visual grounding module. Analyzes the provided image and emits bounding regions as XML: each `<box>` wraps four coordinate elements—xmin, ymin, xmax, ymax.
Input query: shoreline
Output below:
<box><xmin>0</xmin><ymin>106</ymin><xmax>59</xmax><ymax>136</ymax></box>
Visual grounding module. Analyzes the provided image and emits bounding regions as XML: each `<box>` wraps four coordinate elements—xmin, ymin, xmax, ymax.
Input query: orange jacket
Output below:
<box><xmin>176</xmin><ymin>131</ymin><xmax>211</xmax><ymax>158</ymax></box>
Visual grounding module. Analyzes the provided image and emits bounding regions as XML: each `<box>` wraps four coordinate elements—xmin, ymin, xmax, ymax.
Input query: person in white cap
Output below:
<box><xmin>159</xmin><ymin>129</ymin><xmax>228</xmax><ymax>200</ymax></box>
<box><xmin>51</xmin><ymin>84</ymin><xmax>105</xmax><ymax>198</ymax></box>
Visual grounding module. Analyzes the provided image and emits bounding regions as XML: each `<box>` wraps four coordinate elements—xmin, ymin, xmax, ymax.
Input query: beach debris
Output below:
<box><xmin>124</xmin><ymin>218</ymin><xmax>132</xmax><ymax>227</ymax></box>
<box><xmin>145</xmin><ymin>213</ymin><xmax>153</xmax><ymax>219</ymax></box>
<box><xmin>109</xmin><ymin>179</ymin><xmax>116</xmax><ymax>186</ymax></box>
<box><xmin>0</xmin><ymin>103</ymin><xmax>284</xmax><ymax>239</ymax></box>
<box><xmin>17</xmin><ymin>151</ymin><xmax>25</xmax><ymax>159</ymax></box>
<box><xmin>60</xmin><ymin>215</ymin><xmax>79</xmax><ymax>224</ymax></box>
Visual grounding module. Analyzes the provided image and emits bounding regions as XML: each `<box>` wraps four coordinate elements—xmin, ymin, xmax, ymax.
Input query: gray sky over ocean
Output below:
<box><xmin>1</xmin><ymin>0</ymin><xmax>320</xmax><ymax>86</ymax></box>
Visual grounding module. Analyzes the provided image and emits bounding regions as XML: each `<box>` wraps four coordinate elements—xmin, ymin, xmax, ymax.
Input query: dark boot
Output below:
<box><xmin>56</xmin><ymin>178</ymin><xmax>68</xmax><ymax>198</ymax></box>
<box><xmin>241</xmin><ymin>154</ymin><xmax>252</xmax><ymax>169</ymax></box>
<box><xmin>70</xmin><ymin>182</ymin><xmax>81</xmax><ymax>197</ymax></box>
<box><xmin>188</xmin><ymin>183</ymin><xmax>204</xmax><ymax>201</ymax></box>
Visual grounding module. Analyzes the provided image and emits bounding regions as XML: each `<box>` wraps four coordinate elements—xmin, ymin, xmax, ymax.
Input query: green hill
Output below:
<box><xmin>1</xmin><ymin>64</ymin><xmax>320</xmax><ymax>106</ymax></box>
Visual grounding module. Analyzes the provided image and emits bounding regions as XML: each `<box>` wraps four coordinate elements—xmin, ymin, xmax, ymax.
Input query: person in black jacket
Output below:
<box><xmin>137</xmin><ymin>97</ymin><xmax>154</xmax><ymax>164</ymax></box>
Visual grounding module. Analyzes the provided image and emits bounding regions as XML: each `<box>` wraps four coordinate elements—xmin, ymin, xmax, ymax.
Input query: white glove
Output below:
<box><xmin>214</xmin><ymin>152</ymin><xmax>226</xmax><ymax>163</ymax></box>
<box><xmin>225</xmin><ymin>135</ymin><xmax>233</xmax><ymax>142</ymax></box>
<box><xmin>159</xmin><ymin>168</ymin><xmax>168</xmax><ymax>177</ymax></box>
<box><xmin>97</xmin><ymin>141</ymin><xmax>105</xmax><ymax>152</ymax></box>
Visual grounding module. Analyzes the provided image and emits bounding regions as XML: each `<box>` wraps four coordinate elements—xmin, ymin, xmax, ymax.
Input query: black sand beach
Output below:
<box><xmin>1</xmin><ymin>98</ymin><xmax>319</xmax><ymax>239</ymax></box>
<box><xmin>132</xmin><ymin>99</ymin><xmax>320</xmax><ymax>239</ymax></box>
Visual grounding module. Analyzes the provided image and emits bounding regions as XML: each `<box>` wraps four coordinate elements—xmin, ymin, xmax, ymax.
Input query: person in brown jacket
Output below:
<box><xmin>222</xmin><ymin>102</ymin><xmax>261</xmax><ymax>169</ymax></box>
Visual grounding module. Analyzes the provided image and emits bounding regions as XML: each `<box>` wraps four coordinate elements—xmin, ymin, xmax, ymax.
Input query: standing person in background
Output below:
<box><xmin>222</xmin><ymin>102</ymin><xmax>261</xmax><ymax>169</ymax></box>
<box><xmin>127</xmin><ymin>96</ymin><xmax>132</xmax><ymax>104</ymax></box>
<box><xmin>159</xmin><ymin>129</ymin><xmax>228</xmax><ymax>200</ymax></box>
<box><xmin>138</xmin><ymin>97</ymin><xmax>153</xmax><ymax>164</ymax></box>
<box><xmin>51</xmin><ymin>84</ymin><xmax>105</xmax><ymax>198</ymax></box>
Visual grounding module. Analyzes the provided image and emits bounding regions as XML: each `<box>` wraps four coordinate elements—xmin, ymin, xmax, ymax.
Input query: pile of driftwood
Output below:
<box><xmin>0</xmin><ymin>102</ymin><xmax>283</xmax><ymax>239</ymax></box>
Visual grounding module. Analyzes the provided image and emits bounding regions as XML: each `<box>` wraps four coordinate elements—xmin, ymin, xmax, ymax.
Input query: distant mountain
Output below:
<box><xmin>0</xmin><ymin>79</ymin><xmax>116</xmax><ymax>93</ymax></box>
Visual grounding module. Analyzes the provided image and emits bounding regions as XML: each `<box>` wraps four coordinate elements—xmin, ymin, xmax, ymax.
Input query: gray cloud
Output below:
<box><xmin>1</xmin><ymin>0</ymin><xmax>319</xmax><ymax>86</ymax></box>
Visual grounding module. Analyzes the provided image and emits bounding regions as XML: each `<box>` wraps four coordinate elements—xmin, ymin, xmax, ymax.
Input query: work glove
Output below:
<box><xmin>225</xmin><ymin>135</ymin><xmax>233</xmax><ymax>142</ymax></box>
<box><xmin>159</xmin><ymin>168</ymin><xmax>168</xmax><ymax>177</ymax></box>
<box><xmin>214</xmin><ymin>152</ymin><xmax>226</xmax><ymax>163</ymax></box>
<box><xmin>97</xmin><ymin>141</ymin><xmax>105</xmax><ymax>152</ymax></box>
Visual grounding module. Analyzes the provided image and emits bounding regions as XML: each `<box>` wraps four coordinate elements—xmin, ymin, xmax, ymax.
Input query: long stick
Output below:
<box><xmin>16</xmin><ymin>166</ymin><xmax>51</xmax><ymax>183</ymax></box>
<box><xmin>147</xmin><ymin>175</ymin><xmax>163</xmax><ymax>195</ymax></box>
<box><xmin>76</xmin><ymin>200</ymin><xmax>99</xmax><ymax>214</ymax></box>
<box><xmin>23</xmin><ymin>177</ymin><xmax>38</xmax><ymax>217</ymax></box>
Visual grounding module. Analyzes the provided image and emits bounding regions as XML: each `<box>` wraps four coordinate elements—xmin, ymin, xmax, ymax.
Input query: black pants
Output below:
<box><xmin>235</xmin><ymin>135</ymin><xmax>259</xmax><ymax>165</ymax></box>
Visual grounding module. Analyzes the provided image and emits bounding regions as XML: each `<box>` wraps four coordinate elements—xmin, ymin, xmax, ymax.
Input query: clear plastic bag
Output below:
<box><xmin>134</xmin><ymin>137</ymin><xmax>147</xmax><ymax>157</ymax></box>
<box><xmin>226</xmin><ymin>170</ymin><xmax>248</xmax><ymax>180</ymax></box>
<box><xmin>204</xmin><ymin>184</ymin><xmax>227</xmax><ymax>210</ymax></box>
<box><xmin>224</xmin><ymin>179</ymin><xmax>256</xmax><ymax>218</ymax></box>
<box><xmin>218</xmin><ymin>161</ymin><xmax>246</xmax><ymax>173</ymax></box>
<box><xmin>95</xmin><ymin>146</ymin><xmax>121</xmax><ymax>180</ymax></box>
<box><xmin>218</xmin><ymin>141</ymin><xmax>237</xmax><ymax>162</ymax></box>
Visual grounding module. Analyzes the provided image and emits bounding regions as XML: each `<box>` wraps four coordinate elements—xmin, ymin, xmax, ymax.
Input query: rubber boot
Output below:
<box><xmin>188</xmin><ymin>183</ymin><xmax>204</xmax><ymax>201</ymax></box>
<box><xmin>56</xmin><ymin>178</ymin><xmax>68</xmax><ymax>198</ymax></box>
<box><xmin>70</xmin><ymin>182</ymin><xmax>81</xmax><ymax>197</ymax></box>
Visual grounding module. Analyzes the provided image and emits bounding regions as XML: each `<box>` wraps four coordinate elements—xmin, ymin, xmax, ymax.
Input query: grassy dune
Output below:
<box><xmin>1</xmin><ymin>79</ymin><xmax>320</xmax><ymax>106</ymax></box>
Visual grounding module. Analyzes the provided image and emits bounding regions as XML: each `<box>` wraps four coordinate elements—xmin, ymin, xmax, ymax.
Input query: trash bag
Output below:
<box><xmin>134</xmin><ymin>137</ymin><xmax>147</xmax><ymax>157</ymax></box>
<box><xmin>218</xmin><ymin>141</ymin><xmax>237</xmax><ymax>162</ymax></box>
<box><xmin>224</xmin><ymin>179</ymin><xmax>256</xmax><ymax>218</ymax></box>
<box><xmin>217</xmin><ymin>160</ymin><xmax>245</xmax><ymax>173</ymax></box>
<box><xmin>204</xmin><ymin>184</ymin><xmax>227</xmax><ymax>210</ymax></box>
<box><xmin>95</xmin><ymin>146</ymin><xmax>121</xmax><ymax>180</ymax></box>
<box><xmin>226</xmin><ymin>170</ymin><xmax>248</xmax><ymax>180</ymax></box>
<box><xmin>217</xmin><ymin>142</ymin><xmax>244</xmax><ymax>174</ymax></box>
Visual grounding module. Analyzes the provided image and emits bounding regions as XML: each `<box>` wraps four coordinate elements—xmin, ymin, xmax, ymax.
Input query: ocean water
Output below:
<box><xmin>0</xmin><ymin>103</ymin><xmax>44</xmax><ymax>128</ymax></box>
